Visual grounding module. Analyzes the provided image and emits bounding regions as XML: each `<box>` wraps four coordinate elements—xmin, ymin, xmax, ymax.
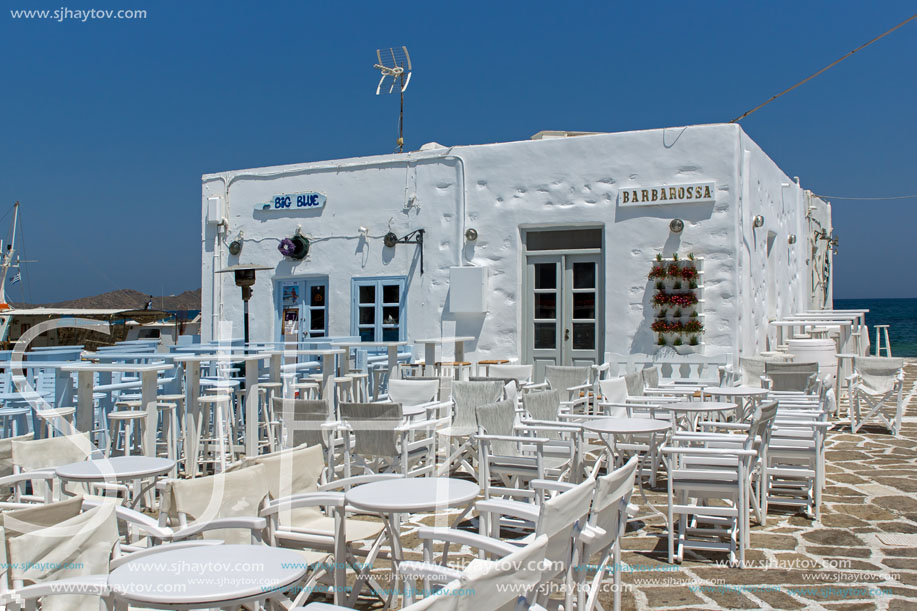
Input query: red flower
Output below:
<box><xmin>648</xmin><ymin>265</ymin><xmax>667</xmax><ymax>280</ymax></box>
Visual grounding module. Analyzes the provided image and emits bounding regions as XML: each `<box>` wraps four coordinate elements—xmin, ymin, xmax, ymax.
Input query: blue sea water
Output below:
<box><xmin>833</xmin><ymin>298</ymin><xmax>917</xmax><ymax>358</ymax></box>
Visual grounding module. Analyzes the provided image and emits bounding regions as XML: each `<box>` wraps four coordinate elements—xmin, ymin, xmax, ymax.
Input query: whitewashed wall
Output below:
<box><xmin>201</xmin><ymin>123</ymin><xmax>828</xmax><ymax>364</ymax></box>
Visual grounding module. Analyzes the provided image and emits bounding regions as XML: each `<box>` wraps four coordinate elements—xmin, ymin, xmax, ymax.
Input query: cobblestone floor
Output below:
<box><xmin>610</xmin><ymin>361</ymin><xmax>917</xmax><ymax>611</ymax></box>
<box><xmin>354</xmin><ymin>363</ymin><xmax>917</xmax><ymax>610</ymax></box>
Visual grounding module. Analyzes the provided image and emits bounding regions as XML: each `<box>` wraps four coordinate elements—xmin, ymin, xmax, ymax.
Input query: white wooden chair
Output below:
<box><xmin>848</xmin><ymin>357</ymin><xmax>906</xmax><ymax>436</ymax></box>
<box><xmin>400</xmin><ymin>476</ymin><xmax>595</xmax><ymax>611</ymax></box>
<box><xmin>662</xmin><ymin>400</ymin><xmax>778</xmax><ymax>567</ymax></box>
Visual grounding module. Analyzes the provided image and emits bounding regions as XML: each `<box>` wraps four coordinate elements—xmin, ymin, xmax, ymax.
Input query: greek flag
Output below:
<box><xmin>10</xmin><ymin>272</ymin><xmax>21</xmax><ymax>285</ymax></box>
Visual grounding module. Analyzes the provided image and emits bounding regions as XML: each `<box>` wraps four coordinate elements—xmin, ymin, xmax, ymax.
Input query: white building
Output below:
<box><xmin>201</xmin><ymin>123</ymin><xmax>833</xmax><ymax>379</ymax></box>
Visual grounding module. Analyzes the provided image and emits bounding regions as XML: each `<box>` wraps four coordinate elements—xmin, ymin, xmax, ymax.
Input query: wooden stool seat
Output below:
<box><xmin>198</xmin><ymin>395</ymin><xmax>231</xmax><ymax>404</ymax></box>
<box><xmin>158</xmin><ymin>394</ymin><xmax>185</xmax><ymax>402</ymax></box>
<box><xmin>38</xmin><ymin>406</ymin><xmax>75</xmax><ymax>418</ymax></box>
<box><xmin>108</xmin><ymin>410</ymin><xmax>146</xmax><ymax>420</ymax></box>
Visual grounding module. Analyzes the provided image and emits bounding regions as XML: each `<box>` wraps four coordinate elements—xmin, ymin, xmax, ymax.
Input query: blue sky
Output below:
<box><xmin>1</xmin><ymin>1</ymin><xmax>915</xmax><ymax>302</ymax></box>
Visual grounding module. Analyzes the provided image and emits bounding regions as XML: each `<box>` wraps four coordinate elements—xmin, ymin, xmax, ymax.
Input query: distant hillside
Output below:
<box><xmin>14</xmin><ymin>288</ymin><xmax>201</xmax><ymax>311</ymax></box>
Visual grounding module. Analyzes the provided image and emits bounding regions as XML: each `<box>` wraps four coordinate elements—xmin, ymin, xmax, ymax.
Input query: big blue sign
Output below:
<box><xmin>257</xmin><ymin>192</ymin><xmax>327</xmax><ymax>212</ymax></box>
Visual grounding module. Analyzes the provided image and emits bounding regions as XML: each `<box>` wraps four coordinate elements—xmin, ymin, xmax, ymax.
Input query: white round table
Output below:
<box><xmin>582</xmin><ymin>417</ymin><xmax>670</xmax><ymax>515</ymax></box>
<box><xmin>346</xmin><ymin>477</ymin><xmax>479</xmax><ymax>605</ymax></box>
<box><xmin>653</xmin><ymin>401</ymin><xmax>737</xmax><ymax>431</ymax></box>
<box><xmin>346</xmin><ymin>477</ymin><xmax>479</xmax><ymax>514</ymax></box>
<box><xmin>582</xmin><ymin>417</ymin><xmax>672</xmax><ymax>436</ymax></box>
<box><xmin>56</xmin><ymin>456</ymin><xmax>175</xmax><ymax>508</ymax></box>
<box><xmin>109</xmin><ymin>544</ymin><xmax>308</xmax><ymax>609</ymax></box>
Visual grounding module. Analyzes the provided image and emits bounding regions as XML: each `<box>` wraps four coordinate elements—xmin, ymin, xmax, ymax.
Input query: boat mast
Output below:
<box><xmin>0</xmin><ymin>201</ymin><xmax>19</xmax><ymax>307</ymax></box>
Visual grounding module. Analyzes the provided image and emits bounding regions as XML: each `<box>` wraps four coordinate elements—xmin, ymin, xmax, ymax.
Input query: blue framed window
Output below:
<box><xmin>276</xmin><ymin>276</ymin><xmax>328</xmax><ymax>342</ymax></box>
<box><xmin>351</xmin><ymin>277</ymin><xmax>406</xmax><ymax>342</ymax></box>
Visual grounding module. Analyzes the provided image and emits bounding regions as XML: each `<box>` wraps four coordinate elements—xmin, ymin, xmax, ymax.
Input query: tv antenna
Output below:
<box><xmin>373</xmin><ymin>46</ymin><xmax>412</xmax><ymax>153</ymax></box>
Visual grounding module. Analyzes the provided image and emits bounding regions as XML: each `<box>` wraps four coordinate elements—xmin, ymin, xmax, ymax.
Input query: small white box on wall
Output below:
<box><xmin>449</xmin><ymin>266</ymin><xmax>487</xmax><ymax>313</ymax></box>
<box><xmin>206</xmin><ymin>197</ymin><xmax>224</xmax><ymax>225</ymax></box>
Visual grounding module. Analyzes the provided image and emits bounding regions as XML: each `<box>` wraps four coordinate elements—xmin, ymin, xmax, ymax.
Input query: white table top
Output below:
<box><xmin>657</xmin><ymin>401</ymin><xmax>737</xmax><ymax>412</ymax></box>
<box><xmin>260</xmin><ymin>348</ymin><xmax>346</xmax><ymax>355</ymax></box>
<box><xmin>60</xmin><ymin>363</ymin><xmax>173</xmax><ymax>373</ymax></box>
<box><xmin>108</xmin><ymin>544</ymin><xmax>308</xmax><ymax>607</ymax></box>
<box><xmin>414</xmin><ymin>336</ymin><xmax>476</xmax><ymax>344</ymax></box>
<box><xmin>172</xmin><ymin>353</ymin><xmax>270</xmax><ymax>363</ymax></box>
<box><xmin>56</xmin><ymin>456</ymin><xmax>175</xmax><ymax>481</ymax></box>
<box><xmin>331</xmin><ymin>341</ymin><xmax>407</xmax><ymax>348</ymax></box>
<box><xmin>703</xmin><ymin>385</ymin><xmax>769</xmax><ymax>397</ymax></box>
<box><xmin>345</xmin><ymin>477</ymin><xmax>479</xmax><ymax>513</ymax></box>
<box><xmin>582</xmin><ymin>417</ymin><xmax>671</xmax><ymax>434</ymax></box>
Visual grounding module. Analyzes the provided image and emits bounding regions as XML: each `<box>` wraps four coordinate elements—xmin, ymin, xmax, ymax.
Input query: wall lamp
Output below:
<box><xmin>464</xmin><ymin>228</ymin><xmax>479</xmax><ymax>241</ymax></box>
<box><xmin>669</xmin><ymin>219</ymin><xmax>684</xmax><ymax>233</ymax></box>
<box><xmin>753</xmin><ymin>215</ymin><xmax>765</xmax><ymax>228</ymax></box>
<box><xmin>383</xmin><ymin>228</ymin><xmax>426</xmax><ymax>274</ymax></box>
<box><xmin>787</xmin><ymin>234</ymin><xmax>797</xmax><ymax>245</ymax></box>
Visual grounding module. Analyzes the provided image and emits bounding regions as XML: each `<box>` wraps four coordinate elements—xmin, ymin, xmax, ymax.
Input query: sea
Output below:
<box><xmin>834</xmin><ymin>298</ymin><xmax>917</xmax><ymax>358</ymax></box>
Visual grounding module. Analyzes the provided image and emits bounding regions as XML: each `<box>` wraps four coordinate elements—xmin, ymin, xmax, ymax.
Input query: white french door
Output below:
<box><xmin>524</xmin><ymin>252</ymin><xmax>602</xmax><ymax>381</ymax></box>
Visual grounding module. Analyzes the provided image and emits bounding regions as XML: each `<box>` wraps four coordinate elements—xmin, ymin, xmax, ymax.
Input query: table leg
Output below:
<box><xmin>245</xmin><ymin>358</ymin><xmax>260</xmax><ymax>459</ymax></box>
<box><xmin>184</xmin><ymin>362</ymin><xmax>202</xmax><ymax>476</ymax></box>
<box><xmin>141</xmin><ymin>371</ymin><xmax>158</xmax><ymax>458</ymax></box>
<box><xmin>423</xmin><ymin>343</ymin><xmax>435</xmax><ymax>376</ymax></box>
<box><xmin>454</xmin><ymin>341</ymin><xmax>465</xmax><ymax>364</ymax></box>
<box><xmin>321</xmin><ymin>353</ymin><xmax>336</xmax><ymax>419</ymax></box>
<box><xmin>340</xmin><ymin>347</ymin><xmax>352</xmax><ymax>376</ymax></box>
<box><xmin>270</xmin><ymin>354</ymin><xmax>282</xmax><ymax>384</ymax></box>
<box><xmin>75</xmin><ymin>370</ymin><xmax>94</xmax><ymax>435</ymax></box>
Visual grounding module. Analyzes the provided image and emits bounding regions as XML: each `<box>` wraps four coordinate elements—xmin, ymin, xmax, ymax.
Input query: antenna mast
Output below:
<box><xmin>373</xmin><ymin>46</ymin><xmax>413</xmax><ymax>153</ymax></box>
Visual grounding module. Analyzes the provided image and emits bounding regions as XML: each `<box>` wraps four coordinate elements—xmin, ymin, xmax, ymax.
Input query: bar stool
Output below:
<box><xmin>346</xmin><ymin>372</ymin><xmax>370</xmax><ymax>402</ymax></box>
<box><xmin>258</xmin><ymin>382</ymin><xmax>284</xmax><ymax>452</ymax></box>
<box><xmin>155</xmin><ymin>402</ymin><xmax>179</xmax><ymax>460</ymax></box>
<box><xmin>875</xmin><ymin>325</ymin><xmax>892</xmax><ymax>357</ymax></box>
<box><xmin>36</xmin><ymin>406</ymin><xmax>76</xmax><ymax>438</ymax></box>
<box><xmin>293</xmin><ymin>381</ymin><xmax>320</xmax><ymax>400</ymax></box>
<box><xmin>475</xmin><ymin>359</ymin><xmax>510</xmax><ymax>377</ymax></box>
<box><xmin>434</xmin><ymin>361</ymin><xmax>473</xmax><ymax>381</ymax></box>
<box><xmin>398</xmin><ymin>362</ymin><xmax>424</xmax><ymax>378</ymax></box>
<box><xmin>108</xmin><ymin>401</ymin><xmax>146</xmax><ymax>457</ymax></box>
<box><xmin>197</xmin><ymin>394</ymin><xmax>234</xmax><ymax>472</ymax></box>
<box><xmin>158</xmin><ymin>393</ymin><xmax>186</xmax><ymax>460</ymax></box>
<box><xmin>333</xmin><ymin>376</ymin><xmax>354</xmax><ymax>403</ymax></box>
<box><xmin>0</xmin><ymin>406</ymin><xmax>32</xmax><ymax>437</ymax></box>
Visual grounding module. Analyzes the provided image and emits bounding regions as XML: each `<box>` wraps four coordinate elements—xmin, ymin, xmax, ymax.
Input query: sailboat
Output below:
<box><xmin>0</xmin><ymin>202</ymin><xmax>25</xmax><ymax>342</ymax></box>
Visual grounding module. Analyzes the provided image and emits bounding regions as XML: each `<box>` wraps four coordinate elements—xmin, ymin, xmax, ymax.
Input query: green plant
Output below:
<box><xmin>688</xmin><ymin>252</ymin><xmax>695</xmax><ymax>261</ymax></box>
<box><xmin>656</xmin><ymin>253</ymin><xmax>663</xmax><ymax>262</ymax></box>
<box><xmin>673</xmin><ymin>280</ymin><xmax>682</xmax><ymax>290</ymax></box>
<box><xmin>689</xmin><ymin>335</ymin><xmax>699</xmax><ymax>346</ymax></box>
<box><xmin>691</xmin><ymin>310</ymin><xmax>698</xmax><ymax>318</ymax></box>
<box><xmin>672</xmin><ymin>252</ymin><xmax>679</xmax><ymax>261</ymax></box>
<box><xmin>673</xmin><ymin>308</ymin><xmax>682</xmax><ymax>318</ymax></box>
<box><xmin>657</xmin><ymin>308</ymin><xmax>668</xmax><ymax>318</ymax></box>
<box><xmin>655</xmin><ymin>280</ymin><xmax>664</xmax><ymax>290</ymax></box>
<box><xmin>689</xmin><ymin>280</ymin><xmax>698</xmax><ymax>290</ymax></box>
<box><xmin>657</xmin><ymin>335</ymin><xmax>666</xmax><ymax>346</ymax></box>
<box><xmin>673</xmin><ymin>336</ymin><xmax>683</xmax><ymax>346</ymax></box>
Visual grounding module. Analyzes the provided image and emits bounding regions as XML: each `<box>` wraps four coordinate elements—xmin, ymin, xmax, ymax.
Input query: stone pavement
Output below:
<box><xmin>611</xmin><ymin>361</ymin><xmax>917</xmax><ymax>611</ymax></box>
<box><xmin>350</xmin><ymin>362</ymin><xmax>917</xmax><ymax>611</ymax></box>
